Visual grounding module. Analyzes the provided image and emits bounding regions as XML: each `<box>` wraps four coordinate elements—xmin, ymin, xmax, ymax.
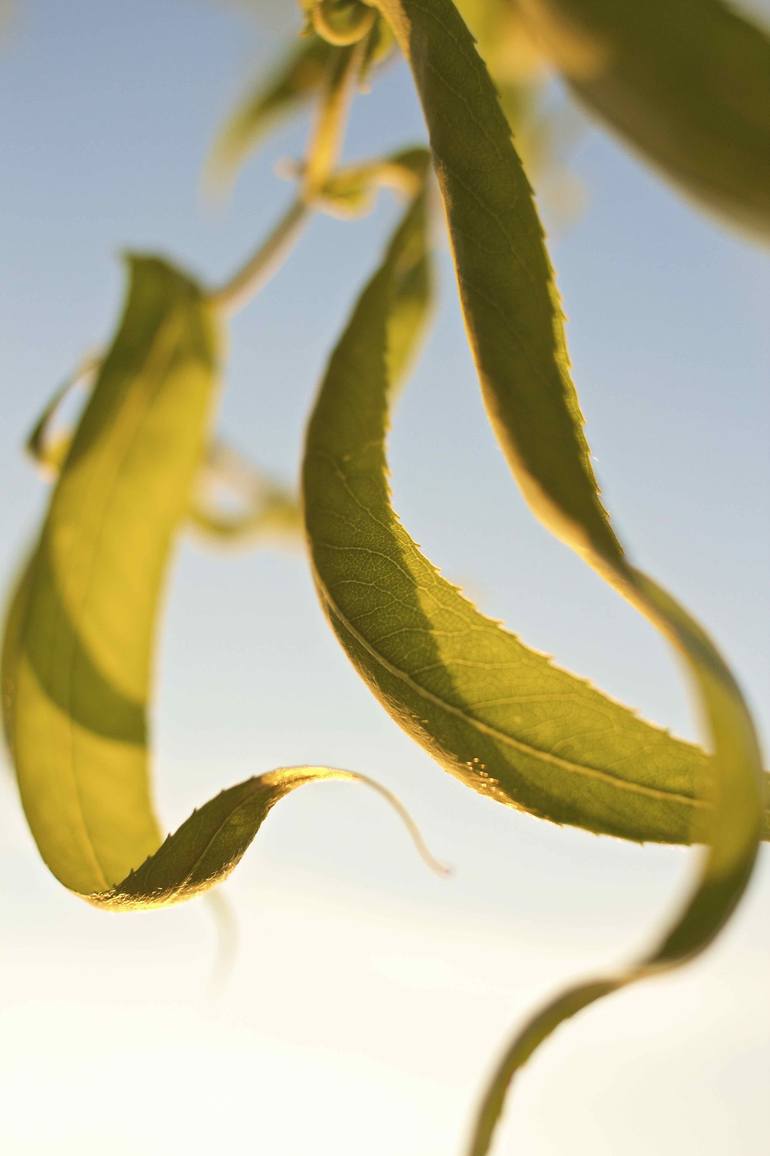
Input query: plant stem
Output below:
<box><xmin>304</xmin><ymin>40</ymin><xmax>363</xmax><ymax>196</ymax></box>
<box><xmin>208</xmin><ymin>196</ymin><xmax>309</xmax><ymax>315</ymax></box>
<box><xmin>210</xmin><ymin>39</ymin><xmax>364</xmax><ymax>316</ymax></box>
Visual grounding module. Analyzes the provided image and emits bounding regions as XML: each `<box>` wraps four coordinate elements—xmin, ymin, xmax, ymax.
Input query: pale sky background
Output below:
<box><xmin>1</xmin><ymin>2</ymin><xmax>769</xmax><ymax>1154</ymax></box>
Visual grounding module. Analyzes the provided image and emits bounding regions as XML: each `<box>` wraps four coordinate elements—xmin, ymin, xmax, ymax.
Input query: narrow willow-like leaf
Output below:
<box><xmin>1</xmin><ymin>256</ymin><xmax>435</xmax><ymax>907</ymax></box>
<box><xmin>518</xmin><ymin>0</ymin><xmax>770</xmax><ymax>236</ymax></box>
<box><xmin>3</xmin><ymin>256</ymin><xmax>216</xmax><ymax>893</ymax></box>
<box><xmin>206</xmin><ymin>34</ymin><xmax>336</xmax><ymax>193</ymax></box>
<box><xmin>89</xmin><ymin>765</ymin><xmax>443</xmax><ymax>910</ymax></box>
<box><xmin>368</xmin><ymin>2</ymin><xmax>764</xmax><ymax>1150</ymax></box>
<box><xmin>303</xmin><ymin>184</ymin><xmax>769</xmax><ymax>845</ymax></box>
<box><xmin>467</xmin><ymin>579</ymin><xmax>761</xmax><ymax>1156</ymax></box>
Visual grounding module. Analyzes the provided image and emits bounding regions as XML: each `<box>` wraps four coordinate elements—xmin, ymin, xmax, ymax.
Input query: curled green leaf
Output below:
<box><xmin>303</xmin><ymin>181</ymin><xmax>769</xmax><ymax>846</ymax></box>
<box><xmin>2</xmin><ymin>255</ymin><xmax>438</xmax><ymax>908</ymax></box>
<box><xmin>368</xmin><ymin>0</ymin><xmax>764</xmax><ymax>1149</ymax></box>
<box><xmin>89</xmin><ymin>764</ymin><xmax>445</xmax><ymax>910</ymax></box>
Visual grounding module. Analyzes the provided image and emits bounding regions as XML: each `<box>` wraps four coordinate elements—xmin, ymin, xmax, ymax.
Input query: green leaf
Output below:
<box><xmin>2</xmin><ymin>255</ymin><xmax>436</xmax><ymax>907</ymax></box>
<box><xmin>302</xmin><ymin>183</ymin><xmax>769</xmax><ymax>845</ymax></box>
<box><xmin>517</xmin><ymin>0</ymin><xmax>770</xmax><ymax>236</ymax></box>
<box><xmin>366</xmin><ymin>1</ymin><xmax>764</xmax><ymax>1149</ymax></box>
<box><xmin>89</xmin><ymin>765</ymin><xmax>444</xmax><ymax>910</ymax></box>
<box><xmin>4</xmin><ymin>256</ymin><xmax>216</xmax><ymax>894</ymax></box>
<box><xmin>467</xmin><ymin>574</ymin><xmax>763</xmax><ymax>1156</ymax></box>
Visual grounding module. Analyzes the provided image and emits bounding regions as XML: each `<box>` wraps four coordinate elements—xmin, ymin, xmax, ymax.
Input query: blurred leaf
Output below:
<box><xmin>25</xmin><ymin>352</ymin><xmax>100</xmax><ymax>475</ymax></box>
<box><xmin>518</xmin><ymin>0</ymin><xmax>770</xmax><ymax>236</ymax></box>
<box><xmin>2</xmin><ymin>256</ymin><xmax>435</xmax><ymax>906</ymax></box>
<box><xmin>454</xmin><ymin>0</ymin><xmax>580</xmax><ymax>199</ymax></box>
<box><xmin>370</xmin><ymin>1</ymin><xmax>764</xmax><ymax>1149</ymax></box>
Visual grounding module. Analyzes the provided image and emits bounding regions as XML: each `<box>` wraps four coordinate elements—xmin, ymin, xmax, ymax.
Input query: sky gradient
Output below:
<box><xmin>1</xmin><ymin>3</ymin><xmax>768</xmax><ymax>1154</ymax></box>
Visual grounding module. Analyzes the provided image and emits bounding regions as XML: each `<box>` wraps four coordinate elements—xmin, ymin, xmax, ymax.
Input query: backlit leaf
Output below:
<box><xmin>303</xmin><ymin>180</ymin><xmax>769</xmax><ymax>845</ymax></box>
<box><xmin>2</xmin><ymin>255</ymin><xmax>435</xmax><ymax>907</ymax></box>
<box><xmin>367</xmin><ymin>1</ymin><xmax>764</xmax><ymax>1149</ymax></box>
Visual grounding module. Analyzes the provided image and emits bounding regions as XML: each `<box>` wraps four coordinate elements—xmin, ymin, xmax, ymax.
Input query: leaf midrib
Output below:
<box><xmin>313</xmin><ymin>556</ymin><xmax>705</xmax><ymax>813</ymax></box>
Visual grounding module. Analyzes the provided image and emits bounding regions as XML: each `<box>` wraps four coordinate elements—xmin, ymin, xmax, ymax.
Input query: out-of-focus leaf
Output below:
<box><xmin>455</xmin><ymin>0</ymin><xmax>578</xmax><ymax>196</ymax></box>
<box><xmin>2</xmin><ymin>255</ymin><xmax>436</xmax><ymax>906</ymax></box>
<box><xmin>370</xmin><ymin>1</ymin><xmax>764</xmax><ymax>1149</ymax></box>
<box><xmin>25</xmin><ymin>352</ymin><xmax>100</xmax><ymax>475</ymax></box>
<box><xmin>207</xmin><ymin>33</ymin><xmax>336</xmax><ymax>192</ymax></box>
<box><xmin>518</xmin><ymin>0</ymin><xmax>770</xmax><ymax>236</ymax></box>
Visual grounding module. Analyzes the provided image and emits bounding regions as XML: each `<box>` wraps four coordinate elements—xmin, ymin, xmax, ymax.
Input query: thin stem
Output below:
<box><xmin>304</xmin><ymin>39</ymin><xmax>364</xmax><ymax>196</ymax></box>
<box><xmin>208</xmin><ymin>196</ymin><xmax>309</xmax><ymax>316</ymax></box>
<box><xmin>210</xmin><ymin>37</ymin><xmax>364</xmax><ymax>317</ymax></box>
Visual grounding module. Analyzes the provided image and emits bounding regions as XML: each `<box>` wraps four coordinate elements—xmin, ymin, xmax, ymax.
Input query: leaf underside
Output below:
<box><xmin>1</xmin><ymin>256</ymin><xmax>432</xmax><ymax>909</ymax></box>
<box><xmin>303</xmin><ymin>182</ymin><xmax>769</xmax><ymax>846</ymax></box>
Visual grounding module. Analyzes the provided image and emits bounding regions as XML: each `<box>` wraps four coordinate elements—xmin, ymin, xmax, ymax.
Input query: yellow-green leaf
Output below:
<box><xmin>518</xmin><ymin>0</ymin><xmax>770</xmax><ymax>236</ymax></box>
<box><xmin>1</xmin><ymin>255</ymin><xmax>435</xmax><ymax>907</ymax></box>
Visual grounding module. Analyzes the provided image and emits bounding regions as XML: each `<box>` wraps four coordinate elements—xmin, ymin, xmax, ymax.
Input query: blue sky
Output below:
<box><xmin>1</xmin><ymin>3</ymin><xmax>768</xmax><ymax>1154</ymax></box>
